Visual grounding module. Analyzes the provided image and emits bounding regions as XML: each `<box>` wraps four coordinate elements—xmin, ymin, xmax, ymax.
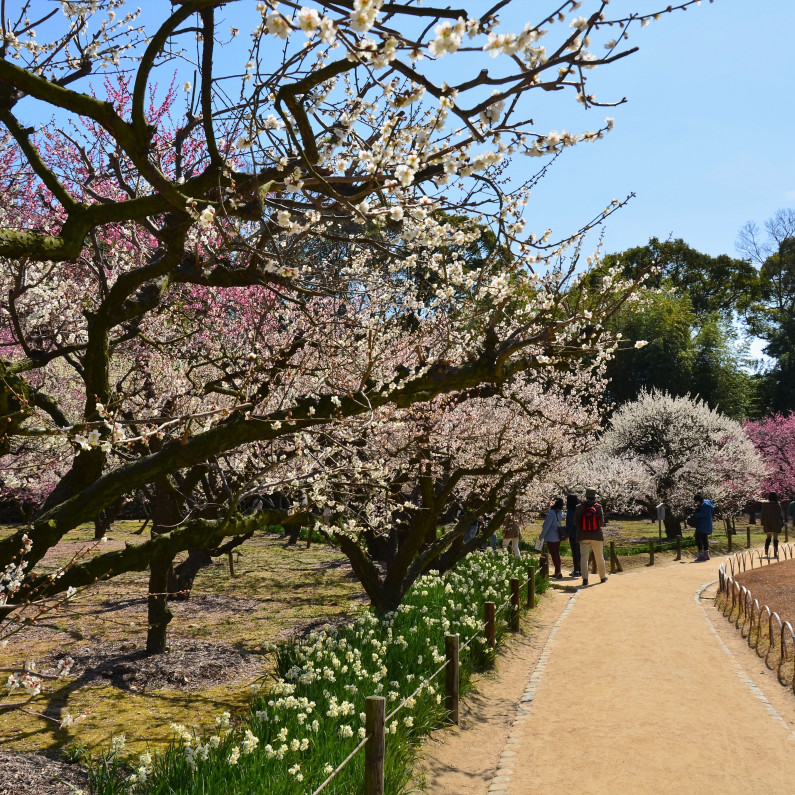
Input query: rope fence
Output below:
<box><xmin>309</xmin><ymin>563</ymin><xmax>540</xmax><ymax>795</ymax></box>
<box><xmin>717</xmin><ymin>544</ymin><xmax>795</xmax><ymax>695</ymax></box>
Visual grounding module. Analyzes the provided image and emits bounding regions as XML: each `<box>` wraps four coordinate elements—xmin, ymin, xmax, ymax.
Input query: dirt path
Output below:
<box><xmin>421</xmin><ymin>552</ymin><xmax>795</xmax><ymax>794</ymax></box>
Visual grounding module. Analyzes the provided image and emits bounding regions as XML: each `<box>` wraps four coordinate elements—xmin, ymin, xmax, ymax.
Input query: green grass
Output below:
<box><xmin>88</xmin><ymin>551</ymin><xmax>545</xmax><ymax>794</ymax></box>
<box><xmin>0</xmin><ymin>528</ymin><xmax>362</xmax><ymax>757</ymax></box>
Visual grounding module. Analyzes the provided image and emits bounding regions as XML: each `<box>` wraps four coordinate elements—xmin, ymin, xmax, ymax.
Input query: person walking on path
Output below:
<box><xmin>689</xmin><ymin>493</ymin><xmax>714</xmax><ymax>561</ymax></box>
<box><xmin>760</xmin><ymin>492</ymin><xmax>784</xmax><ymax>558</ymax></box>
<box><xmin>540</xmin><ymin>497</ymin><xmax>565</xmax><ymax>579</ymax></box>
<box><xmin>502</xmin><ymin>512</ymin><xmax>522</xmax><ymax>557</ymax></box>
<box><xmin>565</xmin><ymin>493</ymin><xmax>581</xmax><ymax>577</ymax></box>
<box><xmin>574</xmin><ymin>488</ymin><xmax>607</xmax><ymax>586</ymax></box>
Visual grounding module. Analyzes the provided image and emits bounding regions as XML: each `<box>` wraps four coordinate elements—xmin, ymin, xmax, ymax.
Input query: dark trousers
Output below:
<box><xmin>568</xmin><ymin>529</ymin><xmax>581</xmax><ymax>572</ymax></box>
<box><xmin>547</xmin><ymin>540</ymin><xmax>562</xmax><ymax>575</ymax></box>
<box><xmin>695</xmin><ymin>532</ymin><xmax>710</xmax><ymax>551</ymax></box>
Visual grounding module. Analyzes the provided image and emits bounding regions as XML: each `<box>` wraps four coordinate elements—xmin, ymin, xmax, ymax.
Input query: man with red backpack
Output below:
<box><xmin>574</xmin><ymin>488</ymin><xmax>607</xmax><ymax>587</ymax></box>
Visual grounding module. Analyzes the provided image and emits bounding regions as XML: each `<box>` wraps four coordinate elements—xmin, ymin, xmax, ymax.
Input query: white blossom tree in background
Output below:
<box><xmin>1</xmin><ymin>0</ymin><xmax>707</xmax><ymax>649</ymax></box>
<box><xmin>602</xmin><ymin>391</ymin><xmax>766</xmax><ymax>536</ymax></box>
<box><xmin>552</xmin><ymin>450</ymin><xmax>652</xmax><ymax>517</ymax></box>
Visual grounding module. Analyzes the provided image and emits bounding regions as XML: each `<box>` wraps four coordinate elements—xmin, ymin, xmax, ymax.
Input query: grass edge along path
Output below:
<box><xmin>88</xmin><ymin>551</ymin><xmax>547</xmax><ymax>794</ymax></box>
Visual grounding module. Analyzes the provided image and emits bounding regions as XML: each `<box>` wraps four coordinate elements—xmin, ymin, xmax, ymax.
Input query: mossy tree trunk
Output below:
<box><xmin>146</xmin><ymin>479</ymin><xmax>182</xmax><ymax>655</ymax></box>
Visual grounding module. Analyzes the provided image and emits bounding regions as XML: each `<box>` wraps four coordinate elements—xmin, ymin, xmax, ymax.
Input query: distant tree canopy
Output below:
<box><xmin>737</xmin><ymin>209</ymin><xmax>795</xmax><ymax>413</ymax></box>
<box><xmin>600</xmin><ymin>239</ymin><xmax>755</xmax><ymax>418</ymax></box>
<box><xmin>603</xmin><ymin>237</ymin><xmax>761</xmax><ymax>316</ymax></box>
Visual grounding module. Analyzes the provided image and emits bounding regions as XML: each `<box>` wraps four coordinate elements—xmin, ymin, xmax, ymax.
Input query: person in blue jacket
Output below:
<box><xmin>689</xmin><ymin>493</ymin><xmax>714</xmax><ymax>562</ymax></box>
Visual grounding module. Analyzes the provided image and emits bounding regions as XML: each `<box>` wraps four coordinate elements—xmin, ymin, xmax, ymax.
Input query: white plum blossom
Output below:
<box><xmin>266</xmin><ymin>12</ymin><xmax>292</xmax><ymax>39</ymax></box>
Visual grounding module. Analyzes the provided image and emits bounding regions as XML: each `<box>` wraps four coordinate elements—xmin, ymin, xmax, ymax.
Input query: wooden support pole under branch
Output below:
<box><xmin>227</xmin><ymin>551</ymin><xmax>235</xmax><ymax>578</ymax></box>
<box><xmin>445</xmin><ymin>634</ymin><xmax>459</xmax><ymax>725</ymax></box>
<box><xmin>609</xmin><ymin>541</ymin><xmax>623</xmax><ymax>573</ymax></box>
<box><xmin>364</xmin><ymin>696</ymin><xmax>385</xmax><ymax>795</ymax></box>
<box><xmin>747</xmin><ymin>525</ymin><xmax>752</xmax><ymax>549</ymax></box>
<box><xmin>649</xmin><ymin>539</ymin><xmax>655</xmax><ymax>566</ymax></box>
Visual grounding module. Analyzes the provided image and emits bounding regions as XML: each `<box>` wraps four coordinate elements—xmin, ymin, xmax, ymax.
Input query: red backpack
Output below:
<box><xmin>581</xmin><ymin>503</ymin><xmax>600</xmax><ymax>532</ymax></box>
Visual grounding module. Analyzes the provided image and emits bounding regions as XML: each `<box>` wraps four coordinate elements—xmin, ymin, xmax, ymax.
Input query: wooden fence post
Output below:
<box><xmin>445</xmin><ymin>634</ymin><xmax>459</xmax><ymax>725</ymax></box>
<box><xmin>649</xmin><ymin>540</ymin><xmax>655</xmax><ymax>566</ymax></box>
<box><xmin>510</xmin><ymin>578</ymin><xmax>520</xmax><ymax>631</ymax></box>
<box><xmin>364</xmin><ymin>696</ymin><xmax>385</xmax><ymax>795</ymax></box>
<box><xmin>675</xmin><ymin>536</ymin><xmax>681</xmax><ymax>561</ymax></box>
<box><xmin>527</xmin><ymin>565</ymin><xmax>536</xmax><ymax>609</ymax></box>
<box><xmin>484</xmin><ymin>601</ymin><xmax>496</xmax><ymax>651</ymax></box>
<box><xmin>539</xmin><ymin>554</ymin><xmax>549</xmax><ymax>579</ymax></box>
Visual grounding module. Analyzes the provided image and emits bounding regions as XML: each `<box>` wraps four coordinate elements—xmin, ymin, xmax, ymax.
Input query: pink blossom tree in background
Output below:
<box><xmin>1</xmin><ymin>1</ymin><xmax>707</xmax><ymax>650</ymax></box>
<box><xmin>745</xmin><ymin>413</ymin><xmax>795</xmax><ymax>499</ymax></box>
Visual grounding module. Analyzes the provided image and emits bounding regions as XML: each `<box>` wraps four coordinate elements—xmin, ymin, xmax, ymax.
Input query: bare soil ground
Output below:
<box><xmin>416</xmin><ymin>589</ymin><xmax>571</xmax><ymax>793</ymax></box>
<box><xmin>0</xmin><ymin>752</ymin><xmax>88</xmax><ymax>795</ymax></box>
<box><xmin>734</xmin><ymin>557</ymin><xmax>795</xmax><ymax>628</ymax></box>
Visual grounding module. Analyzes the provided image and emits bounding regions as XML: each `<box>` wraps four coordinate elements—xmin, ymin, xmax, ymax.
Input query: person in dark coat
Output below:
<box><xmin>689</xmin><ymin>493</ymin><xmax>714</xmax><ymax>562</ymax></box>
<box><xmin>566</xmin><ymin>493</ymin><xmax>581</xmax><ymax>577</ymax></box>
<box><xmin>760</xmin><ymin>492</ymin><xmax>784</xmax><ymax>558</ymax></box>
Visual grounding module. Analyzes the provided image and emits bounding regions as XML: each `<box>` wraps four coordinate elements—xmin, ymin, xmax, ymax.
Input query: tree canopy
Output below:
<box><xmin>0</xmin><ymin>0</ymin><xmax>708</xmax><ymax>648</ymax></box>
<box><xmin>737</xmin><ymin>209</ymin><xmax>795</xmax><ymax>413</ymax></box>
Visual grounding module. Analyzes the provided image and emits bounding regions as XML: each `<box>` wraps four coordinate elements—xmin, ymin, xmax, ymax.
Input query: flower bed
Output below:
<box><xmin>91</xmin><ymin>550</ymin><xmax>543</xmax><ymax>794</ymax></box>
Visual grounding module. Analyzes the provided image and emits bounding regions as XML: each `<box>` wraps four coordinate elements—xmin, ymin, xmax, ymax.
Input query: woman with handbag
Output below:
<box><xmin>540</xmin><ymin>497</ymin><xmax>565</xmax><ymax>579</ymax></box>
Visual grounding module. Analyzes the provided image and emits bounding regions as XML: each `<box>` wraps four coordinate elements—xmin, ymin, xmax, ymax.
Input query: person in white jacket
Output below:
<box><xmin>540</xmin><ymin>497</ymin><xmax>565</xmax><ymax>579</ymax></box>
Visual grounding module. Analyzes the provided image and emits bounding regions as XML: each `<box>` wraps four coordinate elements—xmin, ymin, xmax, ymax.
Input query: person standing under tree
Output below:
<box><xmin>566</xmin><ymin>493</ymin><xmax>581</xmax><ymax>577</ymax></box>
<box><xmin>502</xmin><ymin>512</ymin><xmax>522</xmax><ymax>558</ymax></box>
<box><xmin>574</xmin><ymin>488</ymin><xmax>607</xmax><ymax>587</ymax></box>
<box><xmin>689</xmin><ymin>493</ymin><xmax>714</xmax><ymax>562</ymax></box>
<box><xmin>539</xmin><ymin>497</ymin><xmax>565</xmax><ymax>579</ymax></box>
<box><xmin>760</xmin><ymin>492</ymin><xmax>784</xmax><ymax>558</ymax></box>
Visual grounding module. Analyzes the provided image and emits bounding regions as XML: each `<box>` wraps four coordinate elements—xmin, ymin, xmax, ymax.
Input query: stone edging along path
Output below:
<box><xmin>475</xmin><ymin>557</ymin><xmax>795</xmax><ymax>795</ymax></box>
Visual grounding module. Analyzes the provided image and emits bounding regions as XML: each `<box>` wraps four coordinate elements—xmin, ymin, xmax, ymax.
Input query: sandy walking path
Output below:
<box><xmin>422</xmin><ymin>553</ymin><xmax>795</xmax><ymax>794</ymax></box>
<box><xmin>497</xmin><ymin>557</ymin><xmax>795</xmax><ymax>794</ymax></box>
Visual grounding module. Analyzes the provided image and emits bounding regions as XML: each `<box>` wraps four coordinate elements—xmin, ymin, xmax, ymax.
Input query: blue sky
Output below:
<box><xmin>510</xmin><ymin>0</ymin><xmax>795</xmax><ymax>260</ymax></box>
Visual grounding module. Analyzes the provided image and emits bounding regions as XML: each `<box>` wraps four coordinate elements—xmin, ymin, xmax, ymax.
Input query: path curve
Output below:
<box><xmin>422</xmin><ymin>559</ymin><xmax>795</xmax><ymax>795</ymax></box>
<box><xmin>423</xmin><ymin>553</ymin><xmax>795</xmax><ymax>794</ymax></box>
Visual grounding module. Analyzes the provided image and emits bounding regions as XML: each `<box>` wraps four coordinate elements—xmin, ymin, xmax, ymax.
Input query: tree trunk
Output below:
<box><xmin>92</xmin><ymin>496</ymin><xmax>123</xmax><ymax>540</ymax></box>
<box><xmin>146</xmin><ymin>554</ymin><xmax>174</xmax><ymax>654</ymax></box>
<box><xmin>663</xmin><ymin>514</ymin><xmax>682</xmax><ymax>538</ymax></box>
<box><xmin>169</xmin><ymin>548</ymin><xmax>213</xmax><ymax>600</ymax></box>
<box><xmin>146</xmin><ymin>478</ymin><xmax>182</xmax><ymax>654</ymax></box>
